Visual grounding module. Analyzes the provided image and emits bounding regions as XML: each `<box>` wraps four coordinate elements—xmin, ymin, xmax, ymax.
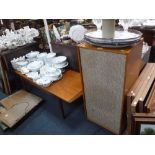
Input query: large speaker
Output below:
<box><xmin>79</xmin><ymin>41</ymin><xmax>143</xmax><ymax>134</ymax></box>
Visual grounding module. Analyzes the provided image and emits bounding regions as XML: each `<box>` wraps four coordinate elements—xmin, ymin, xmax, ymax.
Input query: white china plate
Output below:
<box><xmin>54</xmin><ymin>62</ymin><xmax>68</xmax><ymax>69</ymax></box>
<box><xmin>69</xmin><ymin>25</ymin><xmax>86</xmax><ymax>43</ymax></box>
<box><xmin>52</xmin><ymin>56</ymin><xmax>67</xmax><ymax>64</ymax></box>
<box><xmin>85</xmin><ymin>39</ymin><xmax>132</xmax><ymax>48</ymax></box>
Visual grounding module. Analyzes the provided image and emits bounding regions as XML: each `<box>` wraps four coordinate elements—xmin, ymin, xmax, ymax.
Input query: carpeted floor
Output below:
<box><xmin>0</xmin><ymin>87</ymin><xmax>112</xmax><ymax>135</ymax></box>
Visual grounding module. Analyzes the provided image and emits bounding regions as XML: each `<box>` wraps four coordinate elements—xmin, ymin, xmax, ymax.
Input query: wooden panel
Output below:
<box><xmin>120</xmin><ymin>40</ymin><xmax>142</xmax><ymax>133</ymax></box>
<box><xmin>145</xmin><ymin>84</ymin><xmax>155</xmax><ymax>113</ymax></box>
<box><xmin>127</xmin><ymin>63</ymin><xmax>153</xmax><ymax>101</ymax></box>
<box><xmin>138</xmin><ymin>65</ymin><xmax>155</xmax><ymax>112</ymax></box>
<box><xmin>80</xmin><ymin>48</ymin><xmax>126</xmax><ymax>134</ymax></box>
<box><xmin>131</xmin><ymin>64</ymin><xmax>154</xmax><ymax>113</ymax></box>
<box><xmin>124</xmin><ymin>40</ymin><xmax>143</xmax><ymax>95</ymax></box>
<box><xmin>78</xmin><ymin>42</ymin><xmax>139</xmax><ymax>55</ymax></box>
<box><xmin>15</xmin><ymin>70</ymin><xmax>83</xmax><ymax>103</ymax></box>
<box><xmin>127</xmin><ymin>63</ymin><xmax>153</xmax><ymax>134</ymax></box>
<box><xmin>144</xmin><ymin>82</ymin><xmax>155</xmax><ymax>112</ymax></box>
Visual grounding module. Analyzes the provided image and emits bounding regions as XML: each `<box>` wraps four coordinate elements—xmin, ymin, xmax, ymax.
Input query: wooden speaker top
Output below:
<box><xmin>78</xmin><ymin>39</ymin><xmax>143</xmax><ymax>55</ymax></box>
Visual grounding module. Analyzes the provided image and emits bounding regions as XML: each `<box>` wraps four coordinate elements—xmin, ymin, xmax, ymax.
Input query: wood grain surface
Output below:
<box><xmin>78</xmin><ymin>40</ymin><xmax>143</xmax><ymax>55</ymax></box>
<box><xmin>15</xmin><ymin>70</ymin><xmax>83</xmax><ymax>103</ymax></box>
<box><xmin>131</xmin><ymin>64</ymin><xmax>154</xmax><ymax>113</ymax></box>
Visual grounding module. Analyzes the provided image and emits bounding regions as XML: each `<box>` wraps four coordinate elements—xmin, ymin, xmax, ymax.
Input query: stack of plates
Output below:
<box><xmin>46</xmin><ymin>52</ymin><xmax>56</xmax><ymax>66</ymax></box>
<box><xmin>37</xmin><ymin>52</ymin><xmax>48</xmax><ymax>63</ymax></box>
<box><xmin>84</xmin><ymin>29</ymin><xmax>142</xmax><ymax>48</ymax></box>
<box><xmin>52</xmin><ymin>56</ymin><xmax>68</xmax><ymax>69</ymax></box>
<box><xmin>40</xmin><ymin>65</ymin><xmax>62</xmax><ymax>81</ymax></box>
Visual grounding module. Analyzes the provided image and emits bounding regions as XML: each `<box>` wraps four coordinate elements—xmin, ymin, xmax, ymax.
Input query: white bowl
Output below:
<box><xmin>37</xmin><ymin>52</ymin><xmax>47</xmax><ymax>61</ymax></box>
<box><xmin>35</xmin><ymin>77</ymin><xmax>52</xmax><ymax>87</ymax></box>
<box><xmin>27</xmin><ymin>60</ymin><xmax>44</xmax><ymax>72</ymax></box>
<box><xmin>52</xmin><ymin>56</ymin><xmax>67</xmax><ymax>64</ymax></box>
<box><xmin>20</xmin><ymin>67</ymin><xmax>29</xmax><ymax>74</ymax></box>
<box><xmin>26</xmin><ymin>51</ymin><xmax>39</xmax><ymax>59</ymax></box>
<box><xmin>45</xmin><ymin>69</ymin><xmax>61</xmax><ymax>78</ymax></box>
<box><xmin>16</xmin><ymin>60</ymin><xmax>28</xmax><ymax>67</ymax></box>
<box><xmin>40</xmin><ymin>66</ymin><xmax>61</xmax><ymax>76</ymax></box>
<box><xmin>11</xmin><ymin>62</ymin><xmax>18</xmax><ymax>69</ymax></box>
<box><xmin>46</xmin><ymin>53</ymin><xmax>56</xmax><ymax>65</ymax></box>
<box><xmin>46</xmin><ymin>53</ymin><xmax>56</xmax><ymax>59</ymax></box>
<box><xmin>26</xmin><ymin>72</ymin><xmax>40</xmax><ymax>80</ymax></box>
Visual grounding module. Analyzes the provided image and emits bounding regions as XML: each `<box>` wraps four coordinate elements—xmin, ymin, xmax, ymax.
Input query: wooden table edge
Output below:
<box><xmin>14</xmin><ymin>70</ymin><xmax>83</xmax><ymax>103</ymax></box>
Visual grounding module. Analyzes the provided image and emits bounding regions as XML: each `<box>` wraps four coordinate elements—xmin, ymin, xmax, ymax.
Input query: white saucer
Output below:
<box><xmin>50</xmin><ymin>74</ymin><xmax>62</xmax><ymax>81</ymax></box>
<box><xmin>54</xmin><ymin>62</ymin><xmax>68</xmax><ymax>69</ymax></box>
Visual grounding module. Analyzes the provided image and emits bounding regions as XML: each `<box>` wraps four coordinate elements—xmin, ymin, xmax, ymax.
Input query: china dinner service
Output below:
<box><xmin>11</xmin><ymin>51</ymin><xmax>68</xmax><ymax>87</ymax></box>
<box><xmin>0</xmin><ymin>26</ymin><xmax>39</xmax><ymax>51</ymax></box>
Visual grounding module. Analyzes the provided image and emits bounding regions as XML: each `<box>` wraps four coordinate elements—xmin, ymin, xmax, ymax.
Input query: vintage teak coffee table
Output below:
<box><xmin>15</xmin><ymin>70</ymin><xmax>83</xmax><ymax>118</ymax></box>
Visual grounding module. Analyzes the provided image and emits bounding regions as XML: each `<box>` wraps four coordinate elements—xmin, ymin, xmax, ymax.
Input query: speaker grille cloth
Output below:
<box><xmin>80</xmin><ymin>48</ymin><xmax>126</xmax><ymax>133</ymax></box>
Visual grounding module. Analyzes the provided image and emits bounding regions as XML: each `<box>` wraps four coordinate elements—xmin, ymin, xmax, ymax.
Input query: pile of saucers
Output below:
<box><xmin>52</xmin><ymin>56</ymin><xmax>68</xmax><ymax>69</ymax></box>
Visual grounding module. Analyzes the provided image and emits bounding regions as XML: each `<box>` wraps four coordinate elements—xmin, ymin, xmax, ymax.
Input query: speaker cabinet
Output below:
<box><xmin>79</xmin><ymin>41</ymin><xmax>143</xmax><ymax>134</ymax></box>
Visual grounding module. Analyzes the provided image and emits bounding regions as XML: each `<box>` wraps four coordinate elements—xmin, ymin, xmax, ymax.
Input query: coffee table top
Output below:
<box><xmin>15</xmin><ymin>70</ymin><xmax>83</xmax><ymax>103</ymax></box>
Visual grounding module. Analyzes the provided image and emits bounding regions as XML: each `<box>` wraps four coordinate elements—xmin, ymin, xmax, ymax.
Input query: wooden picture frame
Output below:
<box><xmin>131</xmin><ymin>113</ymin><xmax>155</xmax><ymax>135</ymax></box>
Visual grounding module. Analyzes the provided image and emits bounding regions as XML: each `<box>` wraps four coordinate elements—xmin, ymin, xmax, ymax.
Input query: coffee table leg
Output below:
<box><xmin>59</xmin><ymin>99</ymin><xmax>66</xmax><ymax>119</ymax></box>
<box><xmin>20</xmin><ymin>77</ymin><xmax>26</xmax><ymax>89</ymax></box>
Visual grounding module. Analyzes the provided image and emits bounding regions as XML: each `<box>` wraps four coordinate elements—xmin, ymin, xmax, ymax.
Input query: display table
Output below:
<box><xmin>78</xmin><ymin>40</ymin><xmax>143</xmax><ymax>134</ymax></box>
<box><xmin>15</xmin><ymin>70</ymin><xmax>83</xmax><ymax>118</ymax></box>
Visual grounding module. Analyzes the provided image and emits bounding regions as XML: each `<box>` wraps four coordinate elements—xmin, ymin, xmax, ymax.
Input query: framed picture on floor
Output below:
<box><xmin>132</xmin><ymin>113</ymin><xmax>155</xmax><ymax>135</ymax></box>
